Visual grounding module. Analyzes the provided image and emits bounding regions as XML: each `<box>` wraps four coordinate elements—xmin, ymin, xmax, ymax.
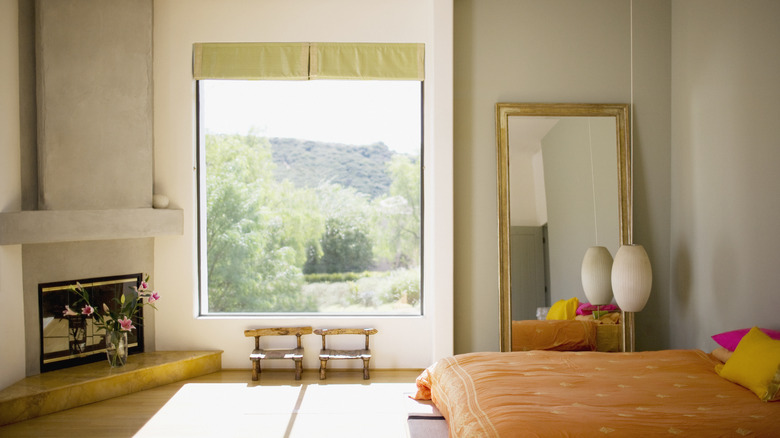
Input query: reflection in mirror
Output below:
<box><xmin>39</xmin><ymin>274</ymin><xmax>144</xmax><ymax>371</ymax></box>
<box><xmin>497</xmin><ymin>104</ymin><xmax>631</xmax><ymax>352</ymax></box>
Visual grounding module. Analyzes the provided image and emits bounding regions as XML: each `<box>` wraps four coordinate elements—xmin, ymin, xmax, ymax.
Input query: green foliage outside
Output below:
<box><xmin>301</xmin><ymin>267</ymin><xmax>420</xmax><ymax>312</ymax></box>
<box><xmin>204</xmin><ymin>133</ymin><xmax>421</xmax><ymax>313</ymax></box>
<box><xmin>269</xmin><ymin>138</ymin><xmax>393</xmax><ymax>199</ymax></box>
<box><xmin>303</xmin><ymin>271</ymin><xmax>376</xmax><ymax>284</ymax></box>
<box><xmin>303</xmin><ymin>217</ymin><xmax>373</xmax><ymax>274</ymax></box>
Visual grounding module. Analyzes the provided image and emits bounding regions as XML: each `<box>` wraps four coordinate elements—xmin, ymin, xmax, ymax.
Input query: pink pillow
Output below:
<box><xmin>712</xmin><ymin>328</ymin><xmax>780</xmax><ymax>351</ymax></box>
<box><xmin>576</xmin><ymin>302</ymin><xmax>619</xmax><ymax>315</ymax></box>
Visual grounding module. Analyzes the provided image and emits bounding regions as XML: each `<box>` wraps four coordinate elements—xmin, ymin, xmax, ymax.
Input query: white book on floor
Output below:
<box><xmin>403</xmin><ymin>392</ymin><xmax>443</xmax><ymax>418</ymax></box>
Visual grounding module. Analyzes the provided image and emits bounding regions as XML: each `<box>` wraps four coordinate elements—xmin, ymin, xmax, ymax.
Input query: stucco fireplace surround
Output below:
<box><xmin>0</xmin><ymin>0</ymin><xmax>181</xmax><ymax>376</ymax></box>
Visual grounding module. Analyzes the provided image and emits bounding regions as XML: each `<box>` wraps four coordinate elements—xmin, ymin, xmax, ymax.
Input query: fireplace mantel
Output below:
<box><xmin>0</xmin><ymin>208</ymin><xmax>182</xmax><ymax>245</ymax></box>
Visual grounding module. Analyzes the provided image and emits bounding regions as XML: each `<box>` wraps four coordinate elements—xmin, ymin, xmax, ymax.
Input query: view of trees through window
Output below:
<box><xmin>198</xmin><ymin>80</ymin><xmax>422</xmax><ymax>314</ymax></box>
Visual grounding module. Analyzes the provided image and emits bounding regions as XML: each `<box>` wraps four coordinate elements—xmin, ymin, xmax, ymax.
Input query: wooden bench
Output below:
<box><xmin>243</xmin><ymin>326</ymin><xmax>312</xmax><ymax>380</ymax></box>
<box><xmin>313</xmin><ymin>328</ymin><xmax>378</xmax><ymax>380</ymax></box>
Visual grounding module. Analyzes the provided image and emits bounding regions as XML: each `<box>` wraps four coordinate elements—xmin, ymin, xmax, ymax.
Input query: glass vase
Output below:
<box><xmin>68</xmin><ymin>315</ymin><xmax>87</xmax><ymax>354</ymax></box>
<box><xmin>105</xmin><ymin>330</ymin><xmax>128</xmax><ymax>367</ymax></box>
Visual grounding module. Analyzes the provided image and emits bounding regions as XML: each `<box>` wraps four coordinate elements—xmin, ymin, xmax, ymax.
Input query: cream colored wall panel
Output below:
<box><xmin>36</xmin><ymin>0</ymin><xmax>153</xmax><ymax>210</ymax></box>
<box><xmin>0</xmin><ymin>0</ymin><xmax>26</xmax><ymax>390</ymax></box>
<box><xmin>670</xmin><ymin>0</ymin><xmax>780</xmax><ymax>350</ymax></box>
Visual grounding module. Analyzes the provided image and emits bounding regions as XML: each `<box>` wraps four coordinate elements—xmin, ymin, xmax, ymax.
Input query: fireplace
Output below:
<box><xmin>38</xmin><ymin>274</ymin><xmax>145</xmax><ymax>372</ymax></box>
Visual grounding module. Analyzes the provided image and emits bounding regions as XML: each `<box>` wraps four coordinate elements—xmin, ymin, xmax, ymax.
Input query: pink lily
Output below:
<box><xmin>81</xmin><ymin>305</ymin><xmax>94</xmax><ymax>316</ymax></box>
<box><xmin>62</xmin><ymin>305</ymin><xmax>78</xmax><ymax>317</ymax></box>
<box><xmin>140</xmin><ymin>281</ymin><xmax>149</xmax><ymax>290</ymax></box>
<box><xmin>148</xmin><ymin>291</ymin><xmax>160</xmax><ymax>304</ymax></box>
<box><xmin>118</xmin><ymin>316</ymin><xmax>135</xmax><ymax>332</ymax></box>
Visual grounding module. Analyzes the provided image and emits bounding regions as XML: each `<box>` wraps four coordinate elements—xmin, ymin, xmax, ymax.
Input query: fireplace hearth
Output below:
<box><xmin>38</xmin><ymin>274</ymin><xmax>145</xmax><ymax>372</ymax></box>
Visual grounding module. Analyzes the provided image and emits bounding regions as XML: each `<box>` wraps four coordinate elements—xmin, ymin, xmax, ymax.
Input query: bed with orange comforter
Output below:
<box><xmin>414</xmin><ymin>350</ymin><xmax>779</xmax><ymax>437</ymax></box>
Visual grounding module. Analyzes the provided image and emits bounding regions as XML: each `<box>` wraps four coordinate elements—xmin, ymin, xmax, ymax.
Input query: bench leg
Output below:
<box><xmin>319</xmin><ymin>358</ymin><xmax>328</xmax><ymax>380</ymax></box>
<box><xmin>294</xmin><ymin>359</ymin><xmax>303</xmax><ymax>380</ymax></box>
<box><xmin>251</xmin><ymin>359</ymin><xmax>260</xmax><ymax>381</ymax></box>
<box><xmin>362</xmin><ymin>358</ymin><xmax>370</xmax><ymax>380</ymax></box>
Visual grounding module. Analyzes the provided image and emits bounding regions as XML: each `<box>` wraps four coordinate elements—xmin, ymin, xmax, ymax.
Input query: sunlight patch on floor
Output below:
<box><xmin>134</xmin><ymin>381</ymin><xmax>417</xmax><ymax>438</ymax></box>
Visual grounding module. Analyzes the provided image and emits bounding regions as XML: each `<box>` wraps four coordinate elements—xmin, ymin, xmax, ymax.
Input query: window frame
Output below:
<box><xmin>195</xmin><ymin>79</ymin><xmax>425</xmax><ymax>317</ymax></box>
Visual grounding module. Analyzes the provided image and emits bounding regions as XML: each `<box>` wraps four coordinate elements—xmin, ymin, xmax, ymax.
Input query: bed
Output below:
<box><xmin>413</xmin><ymin>349</ymin><xmax>780</xmax><ymax>437</ymax></box>
<box><xmin>511</xmin><ymin>318</ymin><xmax>622</xmax><ymax>353</ymax></box>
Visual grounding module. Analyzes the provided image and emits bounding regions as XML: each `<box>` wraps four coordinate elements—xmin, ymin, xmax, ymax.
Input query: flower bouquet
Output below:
<box><xmin>64</xmin><ymin>274</ymin><xmax>160</xmax><ymax>367</ymax></box>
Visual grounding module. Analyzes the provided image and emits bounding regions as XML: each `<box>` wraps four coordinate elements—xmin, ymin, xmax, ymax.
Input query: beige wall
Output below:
<box><xmin>670</xmin><ymin>1</ymin><xmax>780</xmax><ymax>350</ymax></box>
<box><xmin>0</xmin><ymin>0</ymin><xmax>26</xmax><ymax>389</ymax></box>
<box><xmin>453</xmin><ymin>0</ymin><xmax>672</xmax><ymax>352</ymax></box>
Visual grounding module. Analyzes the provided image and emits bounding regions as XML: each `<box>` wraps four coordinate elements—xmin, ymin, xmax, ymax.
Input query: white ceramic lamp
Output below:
<box><xmin>581</xmin><ymin>246</ymin><xmax>613</xmax><ymax>305</ymax></box>
<box><xmin>611</xmin><ymin>244</ymin><xmax>652</xmax><ymax>312</ymax></box>
<box><xmin>611</xmin><ymin>244</ymin><xmax>652</xmax><ymax>352</ymax></box>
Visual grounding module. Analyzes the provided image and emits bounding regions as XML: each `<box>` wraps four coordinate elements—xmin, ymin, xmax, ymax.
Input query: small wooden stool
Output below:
<box><xmin>313</xmin><ymin>328</ymin><xmax>378</xmax><ymax>380</ymax></box>
<box><xmin>243</xmin><ymin>326</ymin><xmax>312</xmax><ymax>380</ymax></box>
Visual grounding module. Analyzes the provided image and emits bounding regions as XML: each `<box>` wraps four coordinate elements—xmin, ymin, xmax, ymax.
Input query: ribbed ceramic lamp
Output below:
<box><xmin>611</xmin><ymin>244</ymin><xmax>652</xmax><ymax>312</ymax></box>
<box><xmin>611</xmin><ymin>244</ymin><xmax>652</xmax><ymax>352</ymax></box>
<box><xmin>581</xmin><ymin>246</ymin><xmax>613</xmax><ymax>305</ymax></box>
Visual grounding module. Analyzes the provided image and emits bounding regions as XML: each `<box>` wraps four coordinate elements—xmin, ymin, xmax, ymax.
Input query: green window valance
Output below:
<box><xmin>193</xmin><ymin>43</ymin><xmax>309</xmax><ymax>80</ymax></box>
<box><xmin>193</xmin><ymin>42</ymin><xmax>424</xmax><ymax>81</ymax></box>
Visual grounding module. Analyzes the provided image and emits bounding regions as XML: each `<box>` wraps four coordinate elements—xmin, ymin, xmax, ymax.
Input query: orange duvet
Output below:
<box><xmin>414</xmin><ymin>350</ymin><xmax>779</xmax><ymax>437</ymax></box>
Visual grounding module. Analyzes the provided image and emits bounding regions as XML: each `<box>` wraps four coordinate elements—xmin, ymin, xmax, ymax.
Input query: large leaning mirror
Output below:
<box><xmin>497</xmin><ymin>103</ymin><xmax>631</xmax><ymax>352</ymax></box>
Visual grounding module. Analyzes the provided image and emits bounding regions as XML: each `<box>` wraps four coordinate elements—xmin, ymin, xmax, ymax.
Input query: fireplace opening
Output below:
<box><xmin>38</xmin><ymin>273</ymin><xmax>145</xmax><ymax>372</ymax></box>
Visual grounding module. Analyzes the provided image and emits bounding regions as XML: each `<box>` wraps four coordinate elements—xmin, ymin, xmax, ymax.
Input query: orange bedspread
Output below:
<box><xmin>414</xmin><ymin>350</ymin><xmax>779</xmax><ymax>437</ymax></box>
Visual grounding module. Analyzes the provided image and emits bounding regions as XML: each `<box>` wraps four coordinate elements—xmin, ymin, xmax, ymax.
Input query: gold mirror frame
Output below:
<box><xmin>497</xmin><ymin>103</ymin><xmax>632</xmax><ymax>352</ymax></box>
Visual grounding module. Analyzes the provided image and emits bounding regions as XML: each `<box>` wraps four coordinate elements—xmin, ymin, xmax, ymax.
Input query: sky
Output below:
<box><xmin>202</xmin><ymin>80</ymin><xmax>422</xmax><ymax>156</ymax></box>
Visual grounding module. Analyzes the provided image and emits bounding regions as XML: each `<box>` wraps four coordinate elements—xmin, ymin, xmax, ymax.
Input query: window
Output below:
<box><xmin>196</xmin><ymin>50</ymin><xmax>423</xmax><ymax>315</ymax></box>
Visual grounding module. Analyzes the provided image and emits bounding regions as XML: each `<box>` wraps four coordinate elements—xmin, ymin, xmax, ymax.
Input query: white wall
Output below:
<box><xmin>670</xmin><ymin>1</ymin><xmax>780</xmax><ymax>350</ymax></box>
<box><xmin>543</xmin><ymin>118</ymin><xmax>619</xmax><ymax>303</ymax></box>
<box><xmin>0</xmin><ymin>0</ymin><xmax>27</xmax><ymax>389</ymax></box>
<box><xmin>453</xmin><ymin>0</ymin><xmax>672</xmax><ymax>352</ymax></box>
<box><xmin>153</xmin><ymin>0</ymin><xmax>453</xmax><ymax>370</ymax></box>
<box><xmin>507</xmin><ymin>117</ymin><xmax>557</xmax><ymax>228</ymax></box>
<box><xmin>509</xmin><ymin>149</ymin><xmax>543</xmax><ymax>227</ymax></box>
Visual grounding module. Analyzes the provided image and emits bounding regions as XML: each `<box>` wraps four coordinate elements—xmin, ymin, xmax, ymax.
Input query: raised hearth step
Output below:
<box><xmin>0</xmin><ymin>351</ymin><xmax>222</xmax><ymax>426</ymax></box>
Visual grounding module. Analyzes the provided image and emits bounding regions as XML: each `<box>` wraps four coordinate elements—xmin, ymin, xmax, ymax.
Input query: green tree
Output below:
<box><xmin>304</xmin><ymin>183</ymin><xmax>375</xmax><ymax>274</ymax></box>
<box><xmin>318</xmin><ymin>217</ymin><xmax>374</xmax><ymax>274</ymax></box>
<box><xmin>205</xmin><ymin>133</ymin><xmax>317</xmax><ymax>312</ymax></box>
<box><xmin>372</xmin><ymin>154</ymin><xmax>421</xmax><ymax>268</ymax></box>
<box><xmin>204</xmin><ymin>132</ymin><xmax>421</xmax><ymax>313</ymax></box>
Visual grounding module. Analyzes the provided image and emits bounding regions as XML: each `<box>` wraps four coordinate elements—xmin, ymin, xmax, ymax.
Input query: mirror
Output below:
<box><xmin>497</xmin><ymin>103</ymin><xmax>631</xmax><ymax>352</ymax></box>
<box><xmin>39</xmin><ymin>274</ymin><xmax>144</xmax><ymax>371</ymax></box>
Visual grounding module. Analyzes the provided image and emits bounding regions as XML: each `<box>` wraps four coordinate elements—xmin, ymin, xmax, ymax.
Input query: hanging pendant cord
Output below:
<box><xmin>629</xmin><ymin>0</ymin><xmax>635</xmax><ymax>245</ymax></box>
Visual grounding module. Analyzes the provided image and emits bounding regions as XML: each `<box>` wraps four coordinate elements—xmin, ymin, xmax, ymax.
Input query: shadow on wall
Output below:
<box><xmin>452</xmin><ymin>0</ymin><xmax>483</xmax><ymax>355</ymax></box>
<box><xmin>669</xmin><ymin>243</ymin><xmax>692</xmax><ymax>349</ymax></box>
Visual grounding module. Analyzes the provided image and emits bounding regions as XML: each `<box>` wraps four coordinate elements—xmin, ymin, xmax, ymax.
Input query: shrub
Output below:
<box><xmin>304</xmin><ymin>271</ymin><xmax>376</xmax><ymax>283</ymax></box>
<box><xmin>379</xmin><ymin>268</ymin><xmax>420</xmax><ymax>306</ymax></box>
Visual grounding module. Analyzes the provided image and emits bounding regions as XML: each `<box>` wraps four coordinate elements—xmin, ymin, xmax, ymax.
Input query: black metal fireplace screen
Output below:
<box><xmin>38</xmin><ymin>274</ymin><xmax>144</xmax><ymax>372</ymax></box>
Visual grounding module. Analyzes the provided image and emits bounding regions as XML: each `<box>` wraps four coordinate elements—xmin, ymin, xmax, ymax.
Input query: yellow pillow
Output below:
<box><xmin>546</xmin><ymin>297</ymin><xmax>579</xmax><ymax>320</ymax></box>
<box><xmin>716</xmin><ymin>326</ymin><xmax>780</xmax><ymax>401</ymax></box>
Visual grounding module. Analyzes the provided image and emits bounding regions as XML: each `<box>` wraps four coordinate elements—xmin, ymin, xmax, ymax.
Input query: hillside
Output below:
<box><xmin>269</xmin><ymin>137</ymin><xmax>394</xmax><ymax>198</ymax></box>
